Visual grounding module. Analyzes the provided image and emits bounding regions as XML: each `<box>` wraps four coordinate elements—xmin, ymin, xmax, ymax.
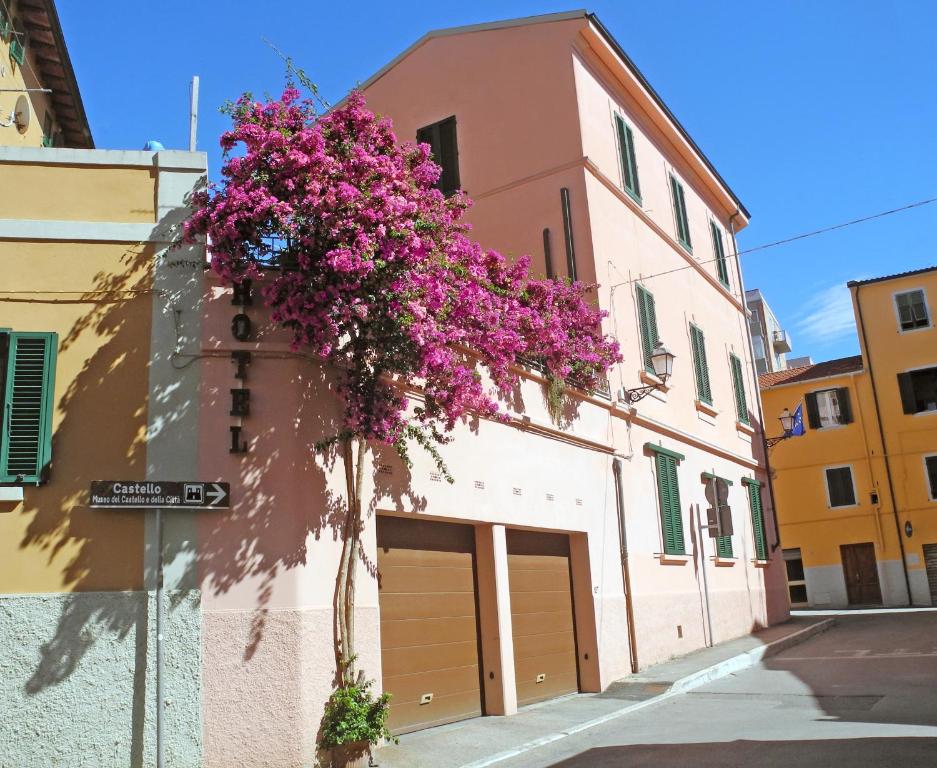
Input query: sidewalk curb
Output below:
<box><xmin>458</xmin><ymin>618</ymin><xmax>835</xmax><ymax>768</ymax></box>
<box><xmin>667</xmin><ymin>617</ymin><xmax>836</xmax><ymax>693</ymax></box>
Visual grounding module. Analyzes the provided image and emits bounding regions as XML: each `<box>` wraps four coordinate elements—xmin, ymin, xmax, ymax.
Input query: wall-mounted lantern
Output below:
<box><xmin>766</xmin><ymin>407</ymin><xmax>798</xmax><ymax>447</ymax></box>
<box><xmin>621</xmin><ymin>341</ymin><xmax>676</xmax><ymax>404</ymax></box>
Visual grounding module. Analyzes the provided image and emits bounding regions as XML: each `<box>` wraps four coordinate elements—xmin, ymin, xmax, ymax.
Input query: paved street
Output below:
<box><xmin>499</xmin><ymin>611</ymin><xmax>937</xmax><ymax>768</ymax></box>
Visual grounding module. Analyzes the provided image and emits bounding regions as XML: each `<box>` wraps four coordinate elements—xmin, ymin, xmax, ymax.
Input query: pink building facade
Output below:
<box><xmin>195</xmin><ymin>12</ymin><xmax>789</xmax><ymax>767</ymax></box>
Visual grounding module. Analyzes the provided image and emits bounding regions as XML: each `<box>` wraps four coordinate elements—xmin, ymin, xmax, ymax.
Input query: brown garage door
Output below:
<box><xmin>506</xmin><ymin>530</ymin><xmax>579</xmax><ymax>707</ymax></box>
<box><xmin>377</xmin><ymin>516</ymin><xmax>483</xmax><ymax>734</ymax></box>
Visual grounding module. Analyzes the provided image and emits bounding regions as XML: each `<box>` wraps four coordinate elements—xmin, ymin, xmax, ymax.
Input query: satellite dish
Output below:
<box><xmin>13</xmin><ymin>94</ymin><xmax>29</xmax><ymax>134</ymax></box>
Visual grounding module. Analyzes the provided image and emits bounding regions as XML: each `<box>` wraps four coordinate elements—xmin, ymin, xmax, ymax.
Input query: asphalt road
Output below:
<box><xmin>500</xmin><ymin>611</ymin><xmax>937</xmax><ymax>768</ymax></box>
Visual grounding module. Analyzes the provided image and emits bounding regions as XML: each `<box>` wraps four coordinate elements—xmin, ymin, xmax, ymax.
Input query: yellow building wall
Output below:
<box><xmin>764</xmin><ymin>372</ymin><xmax>904</xmax><ymax>568</ymax></box>
<box><xmin>0</xmin><ymin>236</ymin><xmax>152</xmax><ymax>592</ymax></box>
<box><xmin>0</xmin><ymin>162</ymin><xmax>157</xmax><ymax>222</ymax></box>
<box><xmin>852</xmin><ymin>271</ymin><xmax>937</xmax><ymax>597</ymax></box>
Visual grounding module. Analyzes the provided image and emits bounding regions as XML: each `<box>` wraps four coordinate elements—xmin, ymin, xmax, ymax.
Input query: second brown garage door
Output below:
<box><xmin>377</xmin><ymin>516</ymin><xmax>483</xmax><ymax>734</ymax></box>
<box><xmin>506</xmin><ymin>530</ymin><xmax>579</xmax><ymax>707</ymax></box>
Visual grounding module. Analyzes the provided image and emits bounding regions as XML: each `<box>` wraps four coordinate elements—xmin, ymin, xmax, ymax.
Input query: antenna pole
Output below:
<box><xmin>189</xmin><ymin>76</ymin><xmax>199</xmax><ymax>152</ymax></box>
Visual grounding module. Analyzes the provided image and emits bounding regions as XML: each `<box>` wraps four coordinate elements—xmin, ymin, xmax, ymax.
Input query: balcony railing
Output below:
<box><xmin>772</xmin><ymin>330</ymin><xmax>792</xmax><ymax>353</ymax></box>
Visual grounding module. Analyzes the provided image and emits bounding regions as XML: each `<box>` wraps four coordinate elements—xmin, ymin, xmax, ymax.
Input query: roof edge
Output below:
<box><xmin>585</xmin><ymin>13</ymin><xmax>749</xmax><ymax>220</ymax></box>
<box><xmin>42</xmin><ymin>0</ymin><xmax>93</xmax><ymax>148</ymax></box>
<box><xmin>847</xmin><ymin>264</ymin><xmax>937</xmax><ymax>287</ymax></box>
<box><xmin>354</xmin><ymin>10</ymin><xmax>588</xmax><ymax>95</ymax></box>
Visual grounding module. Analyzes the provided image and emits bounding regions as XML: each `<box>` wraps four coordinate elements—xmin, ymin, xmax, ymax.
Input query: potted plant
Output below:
<box><xmin>320</xmin><ymin>678</ymin><xmax>396</xmax><ymax>767</ymax></box>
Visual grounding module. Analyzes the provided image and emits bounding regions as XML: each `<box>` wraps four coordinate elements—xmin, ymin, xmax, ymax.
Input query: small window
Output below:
<box><xmin>825</xmin><ymin>466</ymin><xmax>857</xmax><ymax>508</ymax></box>
<box><xmin>0</xmin><ymin>331</ymin><xmax>58</xmax><ymax>484</ymax></box>
<box><xmin>783</xmin><ymin>548</ymin><xmax>808</xmax><ymax>605</ymax></box>
<box><xmin>615</xmin><ymin>114</ymin><xmax>641</xmax><ymax>202</ymax></box>
<box><xmin>9</xmin><ymin>17</ymin><xmax>26</xmax><ymax>66</ymax></box>
<box><xmin>689</xmin><ymin>324</ymin><xmax>712</xmax><ymax>405</ymax></box>
<box><xmin>730</xmin><ymin>354</ymin><xmax>749</xmax><ymax>424</ymax></box>
<box><xmin>895</xmin><ymin>289</ymin><xmax>929</xmax><ymax>331</ymax></box>
<box><xmin>635</xmin><ymin>284</ymin><xmax>659</xmax><ymax>373</ymax></box>
<box><xmin>416</xmin><ymin>116</ymin><xmax>460</xmax><ymax>196</ymax></box>
<box><xmin>669</xmin><ymin>174</ymin><xmax>692</xmax><ymax>250</ymax></box>
<box><xmin>805</xmin><ymin>387</ymin><xmax>853</xmax><ymax>428</ymax></box>
<box><xmin>926</xmin><ymin>456</ymin><xmax>937</xmax><ymax>501</ymax></box>
<box><xmin>711</xmin><ymin>222</ymin><xmax>730</xmax><ymax>287</ymax></box>
<box><xmin>898</xmin><ymin>367</ymin><xmax>937</xmax><ymax>414</ymax></box>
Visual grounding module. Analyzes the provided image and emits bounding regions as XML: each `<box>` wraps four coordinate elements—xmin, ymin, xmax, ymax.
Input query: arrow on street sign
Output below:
<box><xmin>89</xmin><ymin>481</ymin><xmax>231</xmax><ymax>510</ymax></box>
<box><xmin>206</xmin><ymin>483</ymin><xmax>227</xmax><ymax>507</ymax></box>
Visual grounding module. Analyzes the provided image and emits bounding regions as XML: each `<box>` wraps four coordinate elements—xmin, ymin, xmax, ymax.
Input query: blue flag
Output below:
<box><xmin>791</xmin><ymin>403</ymin><xmax>805</xmax><ymax>436</ymax></box>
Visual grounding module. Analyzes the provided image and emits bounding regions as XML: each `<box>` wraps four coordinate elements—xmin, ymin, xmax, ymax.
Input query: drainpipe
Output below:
<box><xmin>852</xmin><ymin>284</ymin><xmax>913</xmax><ymax>605</ymax></box>
<box><xmin>728</xmin><ymin>212</ymin><xmax>781</xmax><ymax>550</ymax></box>
<box><xmin>612</xmin><ymin>457</ymin><xmax>639</xmax><ymax>673</ymax></box>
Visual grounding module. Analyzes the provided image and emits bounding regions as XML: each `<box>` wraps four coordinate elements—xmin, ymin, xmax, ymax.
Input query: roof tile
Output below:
<box><xmin>759</xmin><ymin>355</ymin><xmax>863</xmax><ymax>389</ymax></box>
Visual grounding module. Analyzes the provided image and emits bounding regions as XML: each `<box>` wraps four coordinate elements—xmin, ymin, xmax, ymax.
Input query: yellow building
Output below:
<box><xmin>761</xmin><ymin>266</ymin><xmax>937</xmax><ymax>608</ymax></box>
<box><xmin>0</xmin><ymin>0</ymin><xmax>91</xmax><ymax>148</ymax></box>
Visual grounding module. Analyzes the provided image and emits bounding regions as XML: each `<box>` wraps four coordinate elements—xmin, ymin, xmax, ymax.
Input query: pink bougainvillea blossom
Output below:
<box><xmin>185</xmin><ymin>87</ymin><xmax>620</xmax><ymax>465</ymax></box>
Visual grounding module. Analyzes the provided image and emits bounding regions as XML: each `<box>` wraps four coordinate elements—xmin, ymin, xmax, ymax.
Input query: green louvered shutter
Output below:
<box><xmin>1</xmin><ymin>332</ymin><xmax>57</xmax><ymax>484</ymax></box>
<box><xmin>615</xmin><ymin>115</ymin><xmax>641</xmax><ymax>201</ymax></box>
<box><xmin>716</xmin><ymin>530</ymin><xmax>733</xmax><ymax>558</ymax></box>
<box><xmin>731</xmin><ymin>354</ymin><xmax>749</xmax><ymax>424</ymax></box>
<box><xmin>657</xmin><ymin>453</ymin><xmax>685</xmax><ymax>555</ymax></box>
<box><xmin>746</xmin><ymin>480</ymin><xmax>767</xmax><ymax>560</ymax></box>
<box><xmin>671</xmin><ymin>175</ymin><xmax>692</xmax><ymax>250</ymax></box>
<box><xmin>690</xmin><ymin>325</ymin><xmax>712</xmax><ymax>405</ymax></box>
<box><xmin>636</xmin><ymin>285</ymin><xmax>659</xmax><ymax>373</ymax></box>
<box><xmin>711</xmin><ymin>221</ymin><xmax>729</xmax><ymax>287</ymax></box>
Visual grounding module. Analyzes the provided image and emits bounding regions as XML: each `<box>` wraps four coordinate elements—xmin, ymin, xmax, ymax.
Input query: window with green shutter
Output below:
<box><xmin>0</xmin><ymin>331</ymin><xmax>58</xmax><ymax>485</ymax></box>
<box><xmin>635</xmin><ymin>284</ymin><xmax>659</xmax><ymax>374</ymax></box>
<box><xmin>647</xmin><ymin>444</ymin><xmax>685</xmax><ymax>555</ymax></box>
<box><xmin>710</xmin><ymin>222</ymin><xmax>730</xmax><ymax>287</ymax></box>
<box><xmin>416</xmin><ymin>116</ymin><xmax>460</xmax><ymax>196</ymax></box>
<box><xmin>894</xmin><ymin>289</ymin><xmax>929</xmax><ymax>331</ymax></box>
<box><xmin>670</xmin><ymin>174</ymin><xmax>692</xmax><ymax>250</ymax></box>
<box><xmin>744</xmin><ymin>478</ymin><xmax>768</xmax><ymax>561</ymax></box>
<box><xmin>689</xmin><ymin>324</ymin><xmax>712</xmax><ymax>405</ymax></box>
<box><xmin>730</xmin><ymin>354</ymin><xmax>749</xmax><ymax>424</ymax></box>
<box><xmin>615</xmin><ymin>114</ymin><xmax>641</xmax><ymax>203</ymax></box>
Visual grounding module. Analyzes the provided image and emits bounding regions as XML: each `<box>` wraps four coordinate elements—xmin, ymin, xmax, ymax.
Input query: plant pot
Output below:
<box><xmin>328</xmin><ymin>741</ymin><xmax>371</xmax><ymax>768</ymax></box>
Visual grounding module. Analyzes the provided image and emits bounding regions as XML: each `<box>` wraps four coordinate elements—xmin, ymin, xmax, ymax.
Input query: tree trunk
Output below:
<box><xmin>336</xmin><ymin>436</ymin><xmax>367</xmax><ymax>685</ymax></box>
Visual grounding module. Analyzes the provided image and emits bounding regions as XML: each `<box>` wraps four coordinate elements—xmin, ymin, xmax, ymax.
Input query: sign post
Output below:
<box><xmin>90</xmin><ymin>481</ymin><xmax>230</xmax><ymax>768</ymax></box>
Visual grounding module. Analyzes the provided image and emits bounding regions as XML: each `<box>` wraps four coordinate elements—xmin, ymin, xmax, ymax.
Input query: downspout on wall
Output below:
<box><xmin>612</xmin><ymin>457</ymin><xmax>639</xmax><ymax>673</ymax></box>
<box><xmin>728</xmin><ymin>211</ymin><xmax>781</xmax><ymax>551</ymax></box>
<box><xmin>851</xmin><ymin>283</ymin><xmax>912</xmax><ymax>605</ymax></box>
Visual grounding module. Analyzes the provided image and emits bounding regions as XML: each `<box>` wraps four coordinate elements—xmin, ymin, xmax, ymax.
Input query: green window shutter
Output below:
<box><xmin>746</xmin><ymin>481</ymin><xmax>767</xmax><ymax>560</ymax></box>
<box><xmin>670</xmin><ymin>175</ymin><xmax>692</xmax><ymax>250</ymax></box>
<box><xmin>615</xmin><ymin>115</ymin><xmax>641</xmax><ymax>201</ymax></box>
<box><xmin>837</xmin><ymin>387</ymin><xmax>853</xmax><ymax>424</ymax></box>
<box><xmin>417</xmin><ymin>116</ymin><xmax>460</xmax><ymax>196</ymax></box>
<box><xmin>656</xmin><ymin>453</ymin><xmax>685</xmax><ymax>555</ymax></box>
<box><xmin>1</xmin><ymin>332</ymin><xmax>57</xmax><ymax>484</ymax></box>
<box><xmin>731</xmin><ymin>354</ymin><xmax>749</xmax><ymax>424</ymax></box>
<box><xmin>716</xmin><ymin>532</ymin><xmax>733</xmax><ymax>558</ymax></box>
<box><xmin>690</xmin><ymin>325</ymin><xmax>712</xmax><ymax>405</ymax></box>
<box><xmin>805</xmin><ymin>391</ymin><xmax>821</xmax><ymax>427</ymax></box>
<box><xmin>897</xmin><ymin>373</ymin><xmax>917</xmax><ymax>414</ymax></box>
<box><xmin>636</xmin><ymin>285</ymin><xmax>659</xmax><ymax>373</ymax></box>
<box><xmin>711</xmin><ymin>222</ymin><xmax>729</xmax><ymax>287</ymax></box>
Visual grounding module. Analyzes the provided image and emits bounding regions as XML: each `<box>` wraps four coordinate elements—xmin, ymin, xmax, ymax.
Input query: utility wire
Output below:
<box><xmin>609</xmin><ymin>195</ymin><xmax>937</xmax><ymax>289</ymax></box>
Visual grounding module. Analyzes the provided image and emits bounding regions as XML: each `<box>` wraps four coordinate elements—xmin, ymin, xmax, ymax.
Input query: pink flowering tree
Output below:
<box><xmin>185</xmin><ymin>86</ymin><xmax>619</xmax><ymax>695</ymax></box>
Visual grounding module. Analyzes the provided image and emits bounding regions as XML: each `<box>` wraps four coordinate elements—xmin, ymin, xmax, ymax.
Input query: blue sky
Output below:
<box><xmin>60</xmin><ymin>1</ymin><xmax>937</xmax><ymax>363</ymax></box>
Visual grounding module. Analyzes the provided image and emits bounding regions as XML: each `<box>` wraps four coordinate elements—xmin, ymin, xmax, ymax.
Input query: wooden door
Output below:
<box><xmin>923</xmin><ymin>544</ymin><xmax>937</xmax><ymax>606</ymax></box>
<box><xmin>377</xmin><ymin>517</ymin><xmax>483</xmax><ymax>734</ymax></box>
<box><xmin>506</xmin><ymin>530</ymin><xmax>579</xmax><ymax>707</ymax></box>
<box><xmin>840</xmin><ymin>542</ymin><xmax>883</xmax><ymax>606</ymax></box>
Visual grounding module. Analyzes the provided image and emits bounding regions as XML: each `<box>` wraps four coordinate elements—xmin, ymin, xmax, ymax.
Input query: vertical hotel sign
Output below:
<box><xmin>229</xmin><ymin>279</ymin><xmax>252</xmax><ymax>453</ymax></box>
